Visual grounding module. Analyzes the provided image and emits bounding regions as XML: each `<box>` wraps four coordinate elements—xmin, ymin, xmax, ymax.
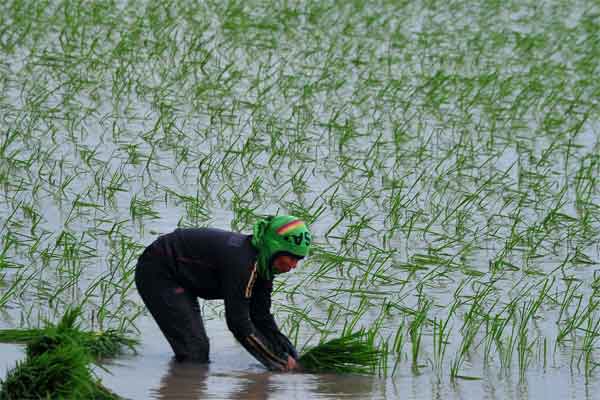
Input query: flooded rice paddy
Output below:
<box><xmin>1</xmin><ymin>0</ymin><xmax>599</xmax><ymax>398</ymax></box>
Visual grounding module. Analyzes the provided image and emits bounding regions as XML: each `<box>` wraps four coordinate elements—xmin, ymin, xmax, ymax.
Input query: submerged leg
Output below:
<box><xmin>135</xmin><ymin>256</ymin><xmax>210</xmax><ymax>362</ymax></box>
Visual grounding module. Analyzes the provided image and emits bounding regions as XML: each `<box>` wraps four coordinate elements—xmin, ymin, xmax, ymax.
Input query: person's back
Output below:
<box><xmin>149</xmin><ymin>227</ymin><xmax>257</xmax><ymax>300</ymax></box>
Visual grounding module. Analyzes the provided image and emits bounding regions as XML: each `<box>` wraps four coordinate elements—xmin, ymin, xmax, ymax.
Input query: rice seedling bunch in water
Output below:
<box><xmin>81</xmin><ymin>330</ymin><xmax>138</xmax><ymax>359</ymax></box>
<box><xmin>0</xmin><ymin>308</ymin><xmax>137</xmax><ymax>359</ymax></box>
<box><xmin>23</xmin><ymin>329</ymin><xmax>137</xmax><ymax>360</ymax></box>
<box><xmin>0</xmin><ymin>342</ymin><xmax>119</xmax><ymax>400</ymax></box>
<box><xmin>299</xmin><ymin>331</ymin><xmax>382</xmax><ymax>374</ymax></box>
<box><xmin>0</xmin><ymin>308</ymin><xmax>135</xmax><ymax>399</ymax></box>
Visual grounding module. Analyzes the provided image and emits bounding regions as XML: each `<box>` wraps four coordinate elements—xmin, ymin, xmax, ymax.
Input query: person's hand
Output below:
<box><xmin>285</xmin><ymin>355</ymin><xmax>302</xmax><ymax>372</ymax></box>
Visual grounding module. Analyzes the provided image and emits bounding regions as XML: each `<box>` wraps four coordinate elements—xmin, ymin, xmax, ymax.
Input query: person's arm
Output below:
<box><xmin>250</xmin><ymin>278</ymin><xmax>299</xmax><ymax>360</ymax></box>
<box><xmin>223</xmin><ymin>264</ymin><xmax>293</xmax><ymax>371</ymax></box>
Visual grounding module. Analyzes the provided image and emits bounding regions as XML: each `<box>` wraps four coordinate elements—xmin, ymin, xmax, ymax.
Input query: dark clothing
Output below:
<box><xmin>135</xmin><ymin>228</ymin><xmax>298</xmax><ymax>371</ymax></box>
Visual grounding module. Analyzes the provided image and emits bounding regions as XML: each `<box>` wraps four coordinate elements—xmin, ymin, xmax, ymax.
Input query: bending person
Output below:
<box><xmin>135</xmin><ymin>215</ymin><xmax>311</xmax><ymax>371</ymax></box>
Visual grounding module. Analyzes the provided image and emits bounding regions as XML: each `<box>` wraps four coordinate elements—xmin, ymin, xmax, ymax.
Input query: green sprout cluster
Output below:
<box><xmin>0</xmin><ymin>309</ymin><xmax>137</xmax><ymax>399</ymax></box>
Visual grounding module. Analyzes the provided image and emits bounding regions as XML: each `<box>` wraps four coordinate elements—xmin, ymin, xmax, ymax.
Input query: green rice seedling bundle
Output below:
<box><xmin>0</xmin><ymin>342</ymin><xmax>119</xmax><ymax>400</ymax></box>
<box><xmin>0</xmin><ymin>308</ymin><xmax>136</xmax><ymax>399</ymax></box>
<box><xmin>0</xmin><ymin>308</ymin><xmax>137</xmax><ymax>358</ymax></box>
<box><xmin>299</xmin><ymin>331</ymin><xmax>382</xmax><ymax>374</ymax></box>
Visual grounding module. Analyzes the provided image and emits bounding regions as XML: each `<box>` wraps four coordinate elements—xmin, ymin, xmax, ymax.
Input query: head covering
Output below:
<box><xmin>251</xmin><ymin>215</ymin><xmax>311</xmax><ymax>280</ymax></box>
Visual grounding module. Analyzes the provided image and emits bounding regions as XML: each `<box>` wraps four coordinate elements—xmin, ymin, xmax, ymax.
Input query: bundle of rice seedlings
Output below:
<box><xmin>298</xmin><ymin>331</ymin><xmax>382</xmax><ymax>374</ymax></box>
<box><xmin>0</xmin><ymin>308</ymin><xmax>137</xmax><ymax>359</ymax></box>
<box><xmin>0</xmin><ymin>308</ymin><xmax>136</xmax><ymax>399</ymax></box>
<box><xmin>0</xmin><ymin>342</ymin><xmax>120</xmax><ymax>400</ymax></box>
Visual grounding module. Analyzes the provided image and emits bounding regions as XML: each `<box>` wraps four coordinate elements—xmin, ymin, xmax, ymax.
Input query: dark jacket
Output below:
<box><xmin>149</xmin><ymin>227</ymin><xmax>297</xmax><ymax>370</ymax></box>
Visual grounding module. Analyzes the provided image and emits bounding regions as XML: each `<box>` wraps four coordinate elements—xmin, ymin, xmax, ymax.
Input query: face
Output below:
<box><xmin>272</xmin><ymin>254</ymin><xmax>301</xmax><ymax>274</ymax></box>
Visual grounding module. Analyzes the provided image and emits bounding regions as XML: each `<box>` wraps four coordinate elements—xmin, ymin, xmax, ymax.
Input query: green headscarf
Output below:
<box><xmin>251</xmin><ymin>215</ymin><xmax>311</xmax><ymax>280</ymax></box>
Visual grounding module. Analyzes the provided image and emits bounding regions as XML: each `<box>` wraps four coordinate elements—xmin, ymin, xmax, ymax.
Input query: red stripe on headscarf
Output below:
<box><xmin>276</xmin><ymin>220</ymin><xmax>303</xmax><ymax>235</ymax></box>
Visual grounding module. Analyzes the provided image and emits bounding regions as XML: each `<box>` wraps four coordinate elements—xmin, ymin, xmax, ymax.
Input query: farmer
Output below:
<box><xmin>135</xmin><ymin>215</ymin><xmax>311</xmax><ymax>372</ymax></box>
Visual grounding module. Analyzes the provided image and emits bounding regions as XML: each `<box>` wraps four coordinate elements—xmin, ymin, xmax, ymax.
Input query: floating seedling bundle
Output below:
<box><xmin>0</xmin><ymin>308</ymin><xmax>137</xmax><ymax>399</ymax></box>
<box><xmin>299</xmin><ymin>330</ymin><xmax>382</xmax><ymax>374</ymax></box>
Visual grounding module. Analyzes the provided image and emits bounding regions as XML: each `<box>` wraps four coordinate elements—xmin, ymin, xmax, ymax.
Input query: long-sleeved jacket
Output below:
<box><xmin>149</xmin><ymin>227</ymin><xmax>297</xmax><ymax>370</ymax></box>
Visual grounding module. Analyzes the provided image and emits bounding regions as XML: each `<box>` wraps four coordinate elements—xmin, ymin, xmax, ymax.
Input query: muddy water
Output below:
<box><xmin>95</xmin><ymin>315</ymin><xmax>386</xmax><ymax>400</ymax></box>
<box><xmin>94</xmin><ymin>316</ymin><xmax>600</xmax><ymax>400</ymax></box>
<box><xmin>2</xmin><ymin>314</ymin><xmax>596</xmax><ymax>400</ymax></box>
<box><xmin>93</xmin><ymin>316</ymin><xmax>600</xmax><ymax>400</ymax></box>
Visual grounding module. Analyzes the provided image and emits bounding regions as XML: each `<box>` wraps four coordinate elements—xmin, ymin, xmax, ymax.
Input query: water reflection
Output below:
<box><xmin>151</xmin><ymin>359</ymin><xmax>273</xmax><ymax>400</ymax></box>
<box><xmin>308</xmin><ymin>373</ymin><xmax>381</xmax><ymax>399</ymax></box>
<box><xmin>228</xmin><ymin>371</ymin><xmax>272</xmax><ymax>400</ymax></box>
<box><xmin>151</xmin><ymin>359</ymin><xmax>209</xmax><ymax>400</ymax></box>
<box><xmin>151</xmin><ymin>359</ymin><xmax>383</xmax><ymax>400</ymax></box>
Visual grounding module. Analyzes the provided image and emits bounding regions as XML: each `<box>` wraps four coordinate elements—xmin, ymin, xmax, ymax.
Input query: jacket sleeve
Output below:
<box><xmin>223</xmin><ymin>263</ymin><xmax>291</xmax><ymax>371</ymax></box>
<box><xmin>250</xmin><ymin>278</ymin><xmax>298</xmax><ymax>359</ymax></box>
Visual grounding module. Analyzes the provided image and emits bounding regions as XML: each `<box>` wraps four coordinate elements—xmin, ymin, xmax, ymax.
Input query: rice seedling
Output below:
<box><xmin>0</xmin><ymin>308</ymin><xmax>136</xmax><ymax>399</ymax></box>
<box><xmin>298</xmin><ymin>330</ymin><xmax>382</xmax><ymax>375</ymax></box>
<box><xmin>0</xmin><ymin>308</ymin><xmax>137</xmax><ymax>359</ymax></box>
<box><xmin>409</xmin><ymin>292</ymin><xmax>430</xmax><ymax>372</ymax></box>
<box><xmin>390</xmin><ymin>319</ymin><xmax>406</xmax><ymax>376</ymax></box>
<box><xmin>0</xmin><ymin>342</ymin><xmax>121</xmax><ymax>400</ymax></box>
<box><xmin>432</xmin><ymin>309</ymin><xmax>455</xmax><ymax>374</ymax></box>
